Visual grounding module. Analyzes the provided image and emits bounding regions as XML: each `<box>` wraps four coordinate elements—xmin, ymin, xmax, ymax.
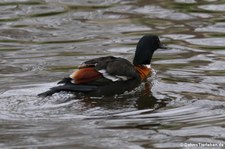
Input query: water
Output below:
<box><xmin>1</xmin><ymin>0</ymin><xmax>225</xmax><ymax>148</ymax></box>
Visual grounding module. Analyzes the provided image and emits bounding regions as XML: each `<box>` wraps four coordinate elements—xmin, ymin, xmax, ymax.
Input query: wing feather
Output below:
<box><xmin>105</xmin><ymin>58</ymin><xmax>138</xmax><ymax>79</ymax></box>
<box><xmin>79</xmin><ymin>56</ymin><xmax>139</xmax><ymax>80</ymax></box>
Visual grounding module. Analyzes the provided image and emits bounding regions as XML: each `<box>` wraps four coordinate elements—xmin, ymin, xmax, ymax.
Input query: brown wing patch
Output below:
<box><xmin>134</xmin><ymin>65</ymin><xmax>152</xmax><ymax>81</ymax></box>
<box><xmin>70</xmin><ymin>68</ymin><xmax>102</xmax><ymax>84</ymax></box>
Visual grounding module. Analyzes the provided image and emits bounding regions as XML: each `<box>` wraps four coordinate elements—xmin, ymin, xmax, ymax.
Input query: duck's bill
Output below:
<box><xmin>159</xmin><ymin>44</ymin><xmax>168</xmax><ymax>49</ymax></box>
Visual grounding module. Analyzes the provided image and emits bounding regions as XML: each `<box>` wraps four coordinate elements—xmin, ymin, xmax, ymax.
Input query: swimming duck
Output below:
<box><xmin>38</xmin><ymin>35</ymin><xmax>163</xmax><ymax>97</ymax></box>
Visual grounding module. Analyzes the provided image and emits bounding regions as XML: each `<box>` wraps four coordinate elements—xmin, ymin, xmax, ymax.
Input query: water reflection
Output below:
<box><xmin>0</xmin><ymin>0</ymin><xmax>225</xmax><ymax>148</ymax></box>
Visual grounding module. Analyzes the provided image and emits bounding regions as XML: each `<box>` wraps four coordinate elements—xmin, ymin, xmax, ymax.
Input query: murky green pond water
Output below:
<box><xmin>1</xmin><ymin>0</ymin><xmax>225</xmax><ymax>148</ymax></box>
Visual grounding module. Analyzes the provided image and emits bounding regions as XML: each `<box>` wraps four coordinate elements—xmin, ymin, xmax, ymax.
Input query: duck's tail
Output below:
<box><xmin>37</xmin><ymin>84</ymin><xmax>97</xmax><ymax>97</ymax></box>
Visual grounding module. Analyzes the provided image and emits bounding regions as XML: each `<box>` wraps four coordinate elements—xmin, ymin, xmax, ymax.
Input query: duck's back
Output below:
<box><xmin>72</xmin><ymin>56</ymin><xmax>139</xmax><ymax>84</ymax></box>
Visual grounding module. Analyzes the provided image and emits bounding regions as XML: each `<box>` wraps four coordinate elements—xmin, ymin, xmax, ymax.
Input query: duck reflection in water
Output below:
<box><xmin>78</xmin><ymin>81</ymin><xmax>168</xmax><ymax>111</ymax></box>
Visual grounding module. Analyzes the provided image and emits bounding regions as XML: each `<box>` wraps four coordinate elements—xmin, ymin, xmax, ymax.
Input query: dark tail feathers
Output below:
<box><xmin>38</xmin><ymin>84</ymin><xmax>97</xmax><ymax>97</ymax></box>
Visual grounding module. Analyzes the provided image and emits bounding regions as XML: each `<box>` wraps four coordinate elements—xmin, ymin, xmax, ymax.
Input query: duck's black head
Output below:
<box><xmin>133</xmin><ymin>35</ymin><xmax>161</xmax><ymax>65</ymax></box>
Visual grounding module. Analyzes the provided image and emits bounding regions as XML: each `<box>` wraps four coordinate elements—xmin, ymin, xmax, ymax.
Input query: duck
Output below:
<box><xmin>38</xmin><ymin>35</ymin><xmax>163</xmax><ymax>97</ymax></box>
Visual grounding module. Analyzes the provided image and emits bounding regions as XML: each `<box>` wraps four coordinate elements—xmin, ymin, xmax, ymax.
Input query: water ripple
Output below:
<box><xmin>0</xmin><ymin>0</ymin><xmax>225</xmax><ymax>148</ymax></box>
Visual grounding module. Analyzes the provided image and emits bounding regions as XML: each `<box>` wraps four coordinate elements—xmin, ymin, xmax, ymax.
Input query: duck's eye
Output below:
<box><xmin>157</xmin><ymin>38</ymin><xmax>160</xmax><ymax>46</ymax></box>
